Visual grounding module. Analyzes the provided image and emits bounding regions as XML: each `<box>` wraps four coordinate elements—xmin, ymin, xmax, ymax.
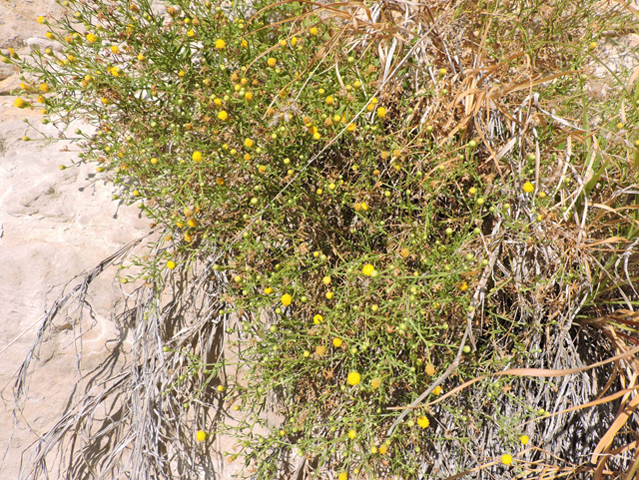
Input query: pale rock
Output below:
<box><xmin>0</xmin><ymin>3</ymin><xmax>148</xmax><ymax>479</ymax></box>
<box><xmin>0</xmin><ymin>73</ymin><xmax>22</xmax><ymax>94</ymax></box>
<box><xmin>25</xmin><ymin>37</ymin><xmax>63</xmax><ymax>51</ymax></box>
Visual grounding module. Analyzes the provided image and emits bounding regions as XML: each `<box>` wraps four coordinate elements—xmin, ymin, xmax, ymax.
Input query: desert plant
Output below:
<box><xmin>5</xmin><ymin>0</ymin><xmax>638</xmax><ymax>479</ymax></box>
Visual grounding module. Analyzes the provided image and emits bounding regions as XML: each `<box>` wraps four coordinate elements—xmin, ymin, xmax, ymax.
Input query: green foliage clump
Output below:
<box><xmin>6</xmin><ymin>0</ymin><xmax>638</xmax><ymax>479</ymax></box>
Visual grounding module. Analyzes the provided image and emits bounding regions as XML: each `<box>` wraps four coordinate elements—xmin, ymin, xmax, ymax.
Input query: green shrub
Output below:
<box><xmin>7</xmin><ymin>0</ymin><xmax>638</xmax><ymax>479</ymax></box>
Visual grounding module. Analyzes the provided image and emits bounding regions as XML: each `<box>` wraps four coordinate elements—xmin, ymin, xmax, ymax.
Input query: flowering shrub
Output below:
<box><xmin>6</xmin><ymin>0</ymin><xmax>638</xmax><ymax>479</ymax></box>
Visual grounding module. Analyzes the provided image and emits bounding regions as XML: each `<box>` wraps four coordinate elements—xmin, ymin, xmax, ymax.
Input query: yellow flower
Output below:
<box><xmin>439</xmin><ymin>68</ymin><xmax>447</xmax><ymax>76</ymax></box>
<box><xmin>347</xmin><ymin>371</ymin><xmax>361</xmax><ymax>386</ymax></box>
<box><xmin>214</xmin><ymin>98</ymin><xmax>222</xmax><ymax>106</ymax></box>
<box><xmin>13</xmin><ymin>98</ymin><xmax>26</xmax><ymax>109</ymax></box>
<box><xmin>366</xmin><ymin>103</ymin><xmax>375</xmax><ymax>112</ymax></box>
<box><xmin>417</xmin><ymin>416</ymin><xmax>430</xmax><ymax>429</ymax></box>
<box><xmin>346</xmin><ymin>123</ymin><xmax>356</xmax><ymax>132</ymax></box>
<box><xmin>187</xmin><ymin>29</ymin><xmax>195</xmax><ymax>37</ymax></box>
<box><xmin>216</xmin><ymin>177</ymin><xmax>225</xmax><ymax>186</ymax></box>
<box><xmin>333</xmin><ymin>337</ymin><xmax>343</xmax><ymax>348</ymax></box>
<box><xmin>267</xmin><ymin>57</ymin><xmax>276</xmax><ymax>67</ymax></box>
<box><xmin>313</xmin><ymin>314</ymin><xmax>323</xmax><ymax>324</ymax></box>
<box><xmin>281</xmin><ymin>294</ymin><xmax>292</xmax><ymax>306</ymax></box>
<box><xmin>459</xmin><ymin>281</ymin><xmax>468</xmax><ymax>291</ymax></box>
<box><xmin>520</xmin><ymin>435</ymin><xmax>529</xmax><ymax>445</ymax></box>
<box><xmin>371</xmin><ymin>378</ymin><xmax>381</xmax><ymax>389</ymax></box>
<box><xmin>348</xmin><ymin>429</ymin><xmax>357</xmax><ymax>439</ymax></box>
<box><xmin>523</xmin><ymin>181</ymin><xmax>534</xmax><ymax>193</ymax></box>
<box><xmin>379</xmin><ymin>444</ymin><xmax>388</xmax><ymax>455</ymax></box>
<box><xmin>86</xmin><ymin>33</ymin><xmax>98</xmax><ymax>43</ymax></box>
<box><xmin>362</xmin><ymin>264</ymin><xmax>375</xmax><ymax>276</ymax></box>
<box><xmin>264</xmin><ymin>286</ymin><xmax>273</xmax><ymax>295</ymax></box>
<box><xmin>218</xmin><ymin>110</ymin><xmax>228</xmax><ymax>121</ymax></box>
<box><xmin>279</xmin><ymin>39</ymin><xmax>287</xmax><ymax>48</ymax></box>
<box><xmin>46</xmin><ymin>32</ymin><xmax>54</xmax><ymax>40</ymax></box>
<box><xmin>433</xmin><ymin>386</ymin><xmax>442</xmax><ymax>395</ymax></box>
<box><xmin>244</xmin><ymin>153</ymin><xmax>252</xmax><ymax>161</ymax></box>
<box><xmin>167</xmin><ymin>260</ymin><xmax>176</xmax><ymax>270</ymax></box>
<box><xmin>501</xmin><ymin>454</ymin><xmax>513</xmax><ymax>465</ymax></box>
<box><xmin>178</xmin><ymin>70</ymin><xmax>185</xmax><ymax>77</ymax></box>
<box><xmin>376</xmin><ymin>107</ymin><xmax>387</xmax><ymax>118</ymax></box>
<box><xmin>325</xmin><ymin>96</ymin><xmax>335</xmax><ymax>106</ymax></box>
<box><xmin>257</xmin><ymin>165</ymin><xmax>266</xmax><ymax>173</ymax></box>
<box><xmin>241</xmin><ymin>39</ymin><xmax>248</xmax><ymax>48</ymax></box>
<box><xmin>326</xmin><ymin>291</ymin><xmax>334</xmax><ymax>299</ymax></box>
<box><xmin>315</xmin><ymin>345</ymin><xmax>326</xmax><ymax>356</ymax></box>
<box><xmin>310</xmin><ymin>27</ymin><xmax>318</xmax><ymax>36</ymax></box>
<box><xmin>322</xmin><ymin>276</ymin><xmax>331</xmax><ymax>285</ymax></box>
<box><xmin>192</xmin><ymin>151</ymin><xmax>202</xmax><ymax>162</ymax></box>
<box><xmin>245</xmin><ymin>92</ymin><xmax>253</xmax><ymax>101</ymax></box>
<box><xmin>313</xmin><ymin>132</ymin><xmax>321</xmax><ymax>140</ymax></box>
<box><xmin>215</xmin><ymin>39</ymin><xmax>226</xmax><ymax>50</ymax></box>
<box><xmin>187</xmin><ymin>218</ymin><xmax>198</xmax><ymax>228</ymax></box>
<box><xmin>37</xmin><ymin>16</ymin><xmax>45</xmax><ymax>24</ymax></box>
<box><xmin>338</xmin><ymin>473</ymin><xmax>348</xmax><ymax>480</ymax></box>
<box><xmin>291</xmin><ymin>37</ymin><xmax>298</xmax><ymax>47</ymax></box>
<box><xmin>425</xmin><ymin>364</ymin><xmax>435</xmax><ymax>376</ymax></box>
<box><xmin>196</xmin><ymin>430</ymin><xmax>207</xmax><ymax>442</ymax></box>
<box><xmin>244</xmin><ymin>138</ymin><xmax>254</xmax><ymax>148</ymax></box>
<box><xmin>110</xmin><ymin>45</ymin><xmax>120</xmax><ymax>54</ymax></box>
